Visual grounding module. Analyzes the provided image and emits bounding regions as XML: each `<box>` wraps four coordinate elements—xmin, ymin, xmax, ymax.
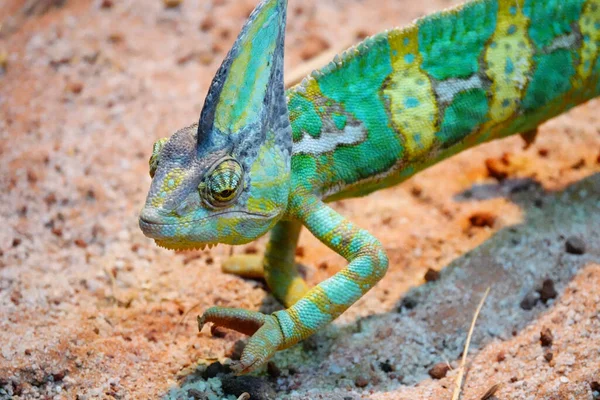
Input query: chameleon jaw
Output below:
<box><xmin>154</xmin><ymin>239</ymin><xmax>219</xmax><ymax>252</ymax></box>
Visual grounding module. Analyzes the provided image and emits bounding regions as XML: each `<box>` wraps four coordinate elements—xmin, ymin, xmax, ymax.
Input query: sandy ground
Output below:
<box><xmin>1</xmin><ymin>0</ymin><xmax>600</xmax><ymax>399</ymax></box>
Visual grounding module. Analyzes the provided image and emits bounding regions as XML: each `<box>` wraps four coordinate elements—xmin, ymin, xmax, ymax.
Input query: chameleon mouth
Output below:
<box><xmin>138</xmin><ymin>209</ymin><xmax>278</xmax><ymax>248</ymax></box>
<box><xmin>138</xmin><ymin>210</ymin><xmax>273</xmax><ymax>227</ymax></box>
<box><xmin>154</xmin><ymin>239</ymin><xmax>218</xmax><ymax>251</ymax></box>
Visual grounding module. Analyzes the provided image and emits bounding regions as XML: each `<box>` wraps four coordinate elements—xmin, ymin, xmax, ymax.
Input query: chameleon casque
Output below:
<box><xmin>139</xmin><ymin>0</ymin><xmax>600</xmax><ymax>373</ymax></box>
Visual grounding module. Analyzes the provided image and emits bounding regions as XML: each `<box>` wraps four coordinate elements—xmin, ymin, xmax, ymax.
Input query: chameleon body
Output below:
<box><xmin>139</xmin><ymin>0</ymin><xmax>600</xmax><ymax>373</ymax></box>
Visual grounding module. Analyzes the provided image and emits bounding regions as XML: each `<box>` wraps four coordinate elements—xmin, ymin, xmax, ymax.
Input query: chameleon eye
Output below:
<box><xmin>149</xmin><ymin>137</ymin><xmax>169</xmax><ymax>178</ymax></box>
<box><xmin>201</xmin><ymin>158</ymin><xmax>244</xmax><ymax>208</ymax></box>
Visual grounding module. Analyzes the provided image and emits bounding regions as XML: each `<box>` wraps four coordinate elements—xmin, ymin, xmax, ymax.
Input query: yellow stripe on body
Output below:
<box><xmin>576</xmin><ymin>0</ymin><xmax>600</xmax><ymax>84</ymax></box>
<box><xmin>478</xmin><ymin>0</ymin><xmax>534</xmax><ymax>143</ymax></box>
<box><xmin>384</xmin><ymin>28</ymin><xmax>438</xmax><ymax>161</ymax></box>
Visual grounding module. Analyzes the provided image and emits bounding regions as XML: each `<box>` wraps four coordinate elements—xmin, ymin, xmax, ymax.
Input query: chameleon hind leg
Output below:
<box><xmin>222</xmin><ymin>220</ymin><xmax>310</xmax><ymax>307</ymax></box>
<box><xmin>199</xmin><ymin>197</ymin><xmax>389</xmax><ymax>374</ymax></box>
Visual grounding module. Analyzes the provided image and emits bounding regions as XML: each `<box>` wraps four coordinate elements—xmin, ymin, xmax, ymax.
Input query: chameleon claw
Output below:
<box><xmin>234</xmin><ymin>315</ymin><xmax>284</xmax><ymax>374</ymax></box>
<box><xmin>197</xmin><ymin>314</ymin><xmax>207</xmax><ymax>332</ymax></box>
<box><xmin>197</xmin><ymin>307</ymin><xmax>286</xmax><ymax>373</ymax></box>
<box><xmin>198</xmin><ymin>306</ymin><xmax>268</xmax><ymax>336</ymax></box>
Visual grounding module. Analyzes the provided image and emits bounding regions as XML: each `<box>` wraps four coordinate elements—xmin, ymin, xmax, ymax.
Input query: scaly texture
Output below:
<box><xmin>139</xmin><ymin>0</ymin><xmax>600</xmax><ymax>373</ymax></box>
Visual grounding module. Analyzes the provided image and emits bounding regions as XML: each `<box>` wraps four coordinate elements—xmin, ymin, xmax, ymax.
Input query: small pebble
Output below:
<box><xmin>202</xmin><ymin>361</ymin><xmax>231</xmax><ymax>379</ymax></box>
<box><xmin>199</xmin><ymin>17</ymin><xmax>214</xmax><ymax>32</ymax></box>
<box><xmin>163</xmin><ymin>0</ymin><xmax>182</xmax><ymax>8</ymax></box>
<box><xmin>485</xmin><ymin>156</ymin><xmax>510</xmax><ymax>181</ymax></box>
<box><xmin>565</xmin><ymin>236</ymin><xmax>586</xmax><ymax>255</ymax></box>
<box><xmin>538</xmin><ymin>279</ymin><xmax>558</xmax><ymax>303</ymax></box>
<box><xmin>379</xmin><ymin>360</ymin><xmax>393</xmax><ymax>373</ymax></box>
<box><xmin>68</xmin><ymin>81</ymin><xmax>84</xmax><ymax>94</ymax></box>
<box><xmin>540</xmin><ymin>327</ymin><xmax>553</xmax><ymax>347</ymax></box>
<box><xmin>0</xmin><ymin>50</ymin><xmax>7</xmax><ymax>72</ymax></box>
<box><xmin>424</xmin><ymin>268</ymin><xmax>440</xmax><ymax>282</ymax></box>
<box><xmin>468</xmin><ymin>212</ymin><xmax>496</xmax><ymax>228</ymax></box>
<box><xmin>428</xmin><ymin>363</ymin><xmax>449</xmax><ymax>380</ymax></box>
<box><xmin>398</xmin><ymin>296</ymin><xmax>418</xmax><ymax>311</ymax></box>
<box><xmin>267</xmin><ymin>362</ymin><xmax>280</xmax><ymax>378</ymax></box>
<box><xmin>74</xmin><ymin>238</ymin><xmax>88</xmax><ymax>248</ymax></box>
<box><xmin>496</xmin><ymin>351</ymin><xmax>506</xmax><ymax>362</ymax></box>
<box><xmin>354</xmin><ymin>376</ymin><xmax>369</xmax><ymax>388</ymax></box>
<box><xmin>520</xmin><ymin>291</ymin><xmax>539</xmax><ymax>310</ymax></box>
<box><xmin>571</xmin><ymin>158</ymin><xmax>586</xmax><ymax>169</ymax></box>
<box><xmin>221</xmin><ymin>375</ymin><xmax>276</xmax><ymax>399</ymax></box>
<box><xmin>100</xmin><ymin>0</ymin><xmax>113</xmax><ymax>9</ymax></box>
<box><xmin>108</xmin><ymin>32</ymin><xmax>124</xmax><ymax>43</ymax></box>
<box><xmin>187</xmin><ymin>389</ymin><xmax>208</xmax><ymax>400</ymax></box>
<box><xmin>544</xmin><ymin>350</ymin><xmax>553</xmax><ymax>362</ymax></box>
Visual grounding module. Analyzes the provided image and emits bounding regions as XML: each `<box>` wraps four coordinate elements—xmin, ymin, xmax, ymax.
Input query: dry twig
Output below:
<box><xmin>451</xmin><ymin>287</ymin><xmax>491</xmax><ymax>400</ymax></box>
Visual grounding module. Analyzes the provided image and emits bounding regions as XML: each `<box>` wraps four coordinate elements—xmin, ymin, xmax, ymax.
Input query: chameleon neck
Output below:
<box><xmin>286</xmin><ymin>0</ymin><xmax>600</xmax><ymax>201</ymax></box>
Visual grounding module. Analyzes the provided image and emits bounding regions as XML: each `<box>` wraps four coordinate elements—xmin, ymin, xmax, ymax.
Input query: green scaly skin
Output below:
<box><xmin>139</xmin><ymin>0</ymin><xmax>600</xmax><ymax>373</ymax></box>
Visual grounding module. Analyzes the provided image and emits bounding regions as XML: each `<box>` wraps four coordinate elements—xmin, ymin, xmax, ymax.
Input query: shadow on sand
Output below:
<box><xmin>165</xmin><ymin>173</ymin><xmax>600</xmax><ymax>399</ymax></box>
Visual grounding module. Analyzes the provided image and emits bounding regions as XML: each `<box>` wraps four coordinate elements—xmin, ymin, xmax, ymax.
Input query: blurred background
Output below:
<box><xmin>1</xmin><ymin>1</ymin><xmax>599</xmax><ymax>399</ymax></box>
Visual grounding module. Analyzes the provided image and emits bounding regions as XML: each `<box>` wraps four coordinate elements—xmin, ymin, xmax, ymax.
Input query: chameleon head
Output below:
<box><xmin>139</xmin><ymin>0</ymin><xmax>291</xmax><ymax>250</ymax></box>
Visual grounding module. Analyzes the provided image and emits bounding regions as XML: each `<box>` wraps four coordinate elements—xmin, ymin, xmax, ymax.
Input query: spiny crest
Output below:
<box><xmin>197</xmin><ymin>0</ymin><xmax>290</xmax><ymax>149</ymax></box>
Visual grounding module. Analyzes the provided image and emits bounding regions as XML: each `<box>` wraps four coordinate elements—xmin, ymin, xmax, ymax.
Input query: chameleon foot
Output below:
<box><xmin>222</xmin><ymin>254</ymin><xmax>265</xmax><ymax>279</ymax></box>
<box><xmin>222</xmin><ymin>253</ymin><xmax>310</xmax><ymax>307</ymax></box>
<box><xmin>198</xmin><ymin>306</ymin><xmax>284</xmax><ymax>374</ymax></box>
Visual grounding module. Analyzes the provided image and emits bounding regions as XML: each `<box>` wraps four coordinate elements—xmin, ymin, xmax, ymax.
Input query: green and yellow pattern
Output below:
<box><xmin>140</xmin><ymin>0</ymin><xmax>600</xmax><ymax>373</ymax></box>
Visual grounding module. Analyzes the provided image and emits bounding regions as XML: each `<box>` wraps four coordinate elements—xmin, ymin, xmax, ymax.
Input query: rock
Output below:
<box><xmin>540</xmin><ymin>327</ymin><xmax>553</xmax><ymax>347</ymax></box>
<box><xmin>266</xmin><ymin>362</ymin><xmax>280</xmax><ymax>378</ymax></box>
<box><xmin>485</xmin><ymin>155</ymin><xmax>510</xmax><ymax>181</ymax></box>
<box><xmin>68</xmin><ymin>82</ymin><xmax>83</xmax><ymax>94</ymax></box>
<box><xmin>468</xmin><ymin>212</ymin><xmax>496</xmax><ymax>228</ymax></box>
<box><xmin>428</xmin><ymin>363</ymin><xmax>450</xmax><ymax>380</ymax></box>
<box><xmin>520</xmin><ymin>291</ymin><xmax>540</xmax><ymax>310</ymax></box>
<box><xmin>202</xmin><ymin>361</ymin><xmax>230</xmax><ymax>379</ymax></box>
<box><xmin>163</xmin><ymin>0</ymin><xmax>182</xmax><ymax>8</ymax></box>
<box><xmin>354</xmin><ymin>376</ymin><xmax>369</xmax><ymax>388</ymax></box>
<box><xmin>221</xmin><ymin>376</ymin><xmax>276</xmax><ymax>400</ymax></box>
<box><xmin>379</xmin><ymin>360</ymin><xmax>394</xmax><ymax>373</ymax></box>
<box><xmin>199</xmin><ymin>17</ymin><xmax>214</xmax><ymax>32</ymax></box>
<box><xmin>565</xmin><ymin>236</ymin><xmax>586</xmax><ymax>255</ymax></box>
<box><xmin>398</xmin><ymin>296</ymin><xmax>418</xmax><ymax>312</ymax></box>
<box><xmin>537</xmin><ymin>279</ymin><xmax>558</xmax><ymax>304</ymax></box>
<box><xmin>0</xmin><ymin>50</ymin><xmax>7</xmax><ymax>72</ymax></box>
<box><xmin>187</xmin><ymin>389</ymin><xmax>208</xmax><ymax>400</ymax></box>
<box><xmin>424</xmin><ymin>268</ymin><xmax>440</xmax><ymax>282</ymax></box>
<box><xmin>496</xmin><ymin>351</ymin><xmax>506</xmax><ymax>362</ymax></box>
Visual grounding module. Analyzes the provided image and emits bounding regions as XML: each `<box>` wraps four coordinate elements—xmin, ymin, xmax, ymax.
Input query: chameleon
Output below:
<box><xmin>139</xmin><ymin>0</ymin><xmax>600</xmax><ymax>374</ymax></box>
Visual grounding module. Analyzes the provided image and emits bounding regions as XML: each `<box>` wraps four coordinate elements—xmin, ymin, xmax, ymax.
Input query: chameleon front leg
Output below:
<box><xmin>222</xmin><ymin>220</ymin><xmax>310</xmax><ymax>307</ymax></box>
<box><xmin>199</xmin><ymin>196</ymin><xmax>389</xmax><ymax>373</ymax></box>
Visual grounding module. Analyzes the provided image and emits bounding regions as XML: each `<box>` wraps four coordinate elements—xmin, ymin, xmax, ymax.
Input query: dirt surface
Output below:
<box><xmin>1</xmin><ymin>1</ymin><xmax>600</xmax><ymax>399</ymax></box>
